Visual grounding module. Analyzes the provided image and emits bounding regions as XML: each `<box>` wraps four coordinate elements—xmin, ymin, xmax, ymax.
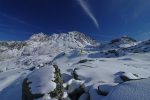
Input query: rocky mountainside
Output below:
<box><xmin>0</xmin><ymin>31</ymin><xmax>150</xmax><ymax>100</ymax></box>
<box><xmin>0</xmin><ymin>41</ymin><xmax>26</xmax><ymax>51</ymax></box>
<box><xmin>109</xmin><ymin>36</ymin><xmax>136</xmax><ymax>45</ymax></box>
<box><xmin>100</xmin><ymin>36</ymin><xmax>137</xmax><ymax>51</ymax></box>
<box><xmin>29</xmin><ymin>31</ymin><xmax>96</xmax><ymax>45</ymax></box>
<box><xmin>121</xmin><ymin>39</ymin><xmax>150</xmax><ymax>53</ymax></box>
<box><xmin>23</xmin><ymin>31</ymin><xmax>97</xmax><ymax>56</ymax></box>
<box><xmin>0</xmin><ymin>31</ymin><xmax>97</xmax><ymax>58</ymax></box>
<box><xmin>0</xmin><ymin>32</ymin><xmax>150</xmax><ymax>59</ymax></box>
<box><xmin>1</xmin><ymin>32</ymin><xmax>150</xmax><ymax>60</ymax></box>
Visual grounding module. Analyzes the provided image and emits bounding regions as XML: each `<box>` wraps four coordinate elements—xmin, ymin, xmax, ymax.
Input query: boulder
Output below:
<box><xmin>98</xmin><ymin>83</ymin><xmax>118</xmax><ymax>96</ymax></box>
<box><xmin>22</xmin><ymin>64</ymin><xmax>64</xmax><ymax>100</ymax></box>
<box><xmin>66</xmin><ymin>79</ymin><xmax>85</xmax><ymax>100</ymax></box>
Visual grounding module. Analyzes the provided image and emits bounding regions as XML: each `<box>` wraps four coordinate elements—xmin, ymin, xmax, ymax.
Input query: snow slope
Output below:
<box><xmin>103</xmin><ymin>78</ymin><xmax>150</xmax><ymax>100</ymax></box>
<box><xmin>27</xmin><ymin>65</ymin><xmax>56</xmax><ymax>94</ymax></box>
<box><xmin>0</xmin><ymin>32</ymin><xmax>150</xmax><ymax>100</ymax></box>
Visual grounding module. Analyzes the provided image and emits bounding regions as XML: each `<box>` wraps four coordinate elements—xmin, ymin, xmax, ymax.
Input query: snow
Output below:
<box><xmin>0</xmin><ymin>69</ymin><xmax>29</xmax><ymax>100</ymax></box>
<box><xmin>89</xmin><ymin>83</ymin><xmax>104</xmax><ymax>100</ymax></box>
<box><xmin>0</xmin><ymin>32</ymin><xmax>150</xmax><ymax>100</ymax></box>
<box><xmin>98</xmin><ymin>83</ymin><xmax>118</xmax><ymax>93</ymax></box>
<box><xmin>103</xmin><ymin>78</ymin><xmax>150</xmax><ymax>100</ymax></box>
<box><xmin>79</xmin><ymin>93</ymin><xmax>89</xmax><ymax>100</ymax></box>
<box><xmin>120</xmin><ymin>72</ymin><xmax>138</xmax><ymax>79</ymax></box>
<box><xmin>67</xmin><ymin>79</ymin><xmax>84</xmax><ymax>93</ymax></box>
<box><xmin>35</xmin><ymin>94</ymin><xmax>51</xmax><ymax>100</ymax></box>
<box><xmin>54</xmin><ymin>52</ymin><xmax>150</xmax><ymax>87</ymax></box>
<box><xmin>27</xmin><ymin>65</ymin><xmax>56</xmax><ymax>94</ymax></box>
<box><xmin>62</xmin><ymin>92</ymin><xmax>68</xmax><ymax>99</ymax></box>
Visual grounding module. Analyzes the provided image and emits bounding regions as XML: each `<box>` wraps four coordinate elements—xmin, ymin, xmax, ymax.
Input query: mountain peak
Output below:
<box><xmin>110</xmin><ymin>36</ymin><xmax>137</xmax><ymax>45</ymax></box>
<box><xmin>68</xmin><ymin>31</ymin><xmax>83</xmax><ymax>35</ymax></box>
<box><xmin>28</xmin><ymin>31</ymin><xmax>97</xmax><ymax>46</ymax></box>
<box><xmin>29</xmin><ymin>32</ymin><xmax>48</xmax><ymax>41</ymax></box>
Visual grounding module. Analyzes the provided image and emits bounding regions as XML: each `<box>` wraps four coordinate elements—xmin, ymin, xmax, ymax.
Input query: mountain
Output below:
<box><xmin>110</xmin><ymin>36</ymin><xmax>136</xmax><ymax>45</ymax></box>
<box><xmin>99</xmin><ymin>36</ymin><xmax>137</xmax><ymax>53</ymax></box>
<box><xmin>29</xmin><ymin>31</ymin><xmax>96</xmax><ymax>45</ymax></box>
<box><xmin>0</xmin><ymin>31</ymin><xmax>97</xmax><ymax>58</ymax></box>
<box><xmin>0</xmin><ymin>41</ymin><xmax>26</xmax><ymax>51</ymax></box>
<box><xmin>22</xmin><ymin>31</ymin><xmax>97</xmax><ymax>56</ymax></box>
<box><xmin>0</xmin><ymin>41</ymin><xmax>26</xmax><ymax>59</ymax></box>
<box><xmin>0</xmin><ymin>31</ymin><xmax>150</xmax><ymax>100</ymax></box>
<box><xmin>122</xmin><ymin>39</ymin><xmax>150</xmax><ymax>53</ymax></box>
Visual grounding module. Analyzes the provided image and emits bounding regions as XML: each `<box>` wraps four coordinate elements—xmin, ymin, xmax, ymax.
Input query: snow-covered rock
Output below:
<box><xmin>123</xmin><ymin>39</ymin><xmax>150</xmax><ymax>53</ymax></box>
<box><xmin>98</xmin><ymin>83</ymin><xmax>118</xmax><ymax>96</ymax></box>
<box><xmin>103</xmin><ymin>78</ymin><xmax>150</xmax><ymax>100</ymax></box>
<box><xmin>0</xmin><ymin>31</ymin><xmax>150</xmax><ymax>100</ymax></box>
<box><xmin>67</xmin><ymin>79</ymin><xmax>84</xmax><ymax>94</ymax></box>
<box><xmin>22</xmin><ymin>64</ymin><xmax>64</xmax><ymax>100</ymax></box>
<box><xmin>65</xmin><ymin>79</ymin><xmax>85</xmax><ymax>100</ymax></box>
<box><xmin>109</xmin><ymin>36</ymin><xmax>137</xmax><ymax>48</ymax></box>
<box><xmin>114</xmin><ymin>71</ymin><xmax>139</xmax><ymax>83</ymax></box>
<box><xmin>79</xmin><ymin>93</ymin><xmax>90</xmax><ymax>100</ymax></box>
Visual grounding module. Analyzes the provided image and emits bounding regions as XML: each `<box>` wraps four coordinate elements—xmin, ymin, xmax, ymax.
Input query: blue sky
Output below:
<box><xmin>0</xmin><ymin>0</ymin><xmax>150</xmax><ymax>41</ymax></box>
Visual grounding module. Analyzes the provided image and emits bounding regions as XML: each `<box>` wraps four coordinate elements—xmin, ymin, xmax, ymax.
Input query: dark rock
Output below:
<box><xmin>68</xmin><ymin>85</ymin><xmax>84</xmax><ymax>100</ymax></box>
<box><xmin>78</xmin><ymin>59</ymin><xmax>93</xmax><ymax>63</ymax></box>
<box><xmin>72</xmin><ymin>68</ymin><xmax>79</xmax><ymax>80</ymax></box>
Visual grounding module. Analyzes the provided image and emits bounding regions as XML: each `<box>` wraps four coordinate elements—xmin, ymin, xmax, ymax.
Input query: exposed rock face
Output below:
<box><xmin>49</xmin><ymin>65</ymin><xmax>64</xmax><ymax>99</ymax></box>
<box><xmin>66</xmin><ymin>79</ymin><xmax>85</xmax><ymax>100</ymax></box>
<box><xmin>0</xmin><ymin>41</ymin><xmax>26</xmax><ymax>51</ymax></box>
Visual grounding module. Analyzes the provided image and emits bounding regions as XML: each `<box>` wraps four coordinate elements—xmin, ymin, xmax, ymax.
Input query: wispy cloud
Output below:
<box><xmin>0</xmin><ymin>12</ymin><xmax>42</xmax><ymax>31</ymax></box>
<box><xmin>0</xmin><ymin>12</ymin><xmax>30</xmax><ymax>26</ymax></box>
<box><xmin>77</xmin><ymin>0</ymin><xmax>100</xmax><ymax>30</ymax></box>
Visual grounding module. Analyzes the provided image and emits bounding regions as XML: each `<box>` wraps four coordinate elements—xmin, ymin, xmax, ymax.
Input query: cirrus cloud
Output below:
<box><xmin>77</xmin><ymin>0</ymin><xmax>100</xmax><ymax>30</ymax></box>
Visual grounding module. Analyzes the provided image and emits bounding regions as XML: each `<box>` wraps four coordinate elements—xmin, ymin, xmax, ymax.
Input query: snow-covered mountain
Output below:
<box><xmin>122</xmin><ymin>39</ymin><xmax>150</xmax><ymax>53</ymax></box>
<box><xmin>0</xmin><ymin>41</ymin><xmax>26</xmax><ymax>60</ymax></box>
<box><xmin>0</xmin><ymin>31</ymin><xmax>150</xmax><ymax>100</ymax></box>
<box><xmin>29</xmin><ymin>31</ymin><xmax>96</xmax><ymax>45</ymax></box>
<box><xmin>0</xmin><ymin>31</ymin><xmax>97</xmax><ymax>58</ymax></box>
<box><xmin>109</xmin><ymin>36</ymin><xmax>136</xmax><ymax>46</ymax></box>
<box><xmin>100</xmin><ymin>36</ymin><xmax>137</xmax><ymax>51</ymax></box>
<box><xmin>23</xmin><ymin>31</ymin><xmax>97</xmax><ymax>56</ymax></box>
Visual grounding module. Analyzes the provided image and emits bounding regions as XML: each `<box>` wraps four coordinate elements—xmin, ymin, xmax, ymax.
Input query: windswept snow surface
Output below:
<box><xmin>0</xmin><ymin>69</ymin><xmax>30</xmax><ymax>100</ymax></box>
<box><xmin>103</xmin><ymin>78</ymin><xmax>150</xmax><ymax>100</ymax></box>
<box><xmin>27</xmin><ymin>65</ymin><xmax>56</xmax><ymax>94</ymax></box>
<box><xmin>54</xmin><ymin>52</ymin><xmax>150</xmax><ymax>87</ymax></box>
<box><xmin>0</xmin><ymin>32</ymin><xmax>150</xmax><ymax>100</ymax></box>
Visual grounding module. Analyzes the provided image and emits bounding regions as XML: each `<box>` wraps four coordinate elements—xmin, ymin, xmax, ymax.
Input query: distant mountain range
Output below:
<box><xmin>0</xmin><ymin>31</ymin><xmax>150</xmax><ymax>59</ymax></box>
<box><xmin>0</xmin><ymin>31</ymin><xmax>150</xmax><ymax>100</ymax></box>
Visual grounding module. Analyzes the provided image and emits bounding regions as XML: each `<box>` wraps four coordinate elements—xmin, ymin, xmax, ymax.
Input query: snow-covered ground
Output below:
<box><xmin>0</xmin><ymin>32</ymin><xmax>150</xmax><ymax>100</ymax></box>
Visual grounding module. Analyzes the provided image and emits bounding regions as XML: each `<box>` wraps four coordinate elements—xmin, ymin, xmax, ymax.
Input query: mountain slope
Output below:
<box><xmin>0</xmin><ymin>32</ymin><xmax>150</xmax><ymax>100</ymax></box>
<box><xmin>22</xmin><ymin>31</ymin><xmax>97</xmax><ymax>56</ymax></box>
